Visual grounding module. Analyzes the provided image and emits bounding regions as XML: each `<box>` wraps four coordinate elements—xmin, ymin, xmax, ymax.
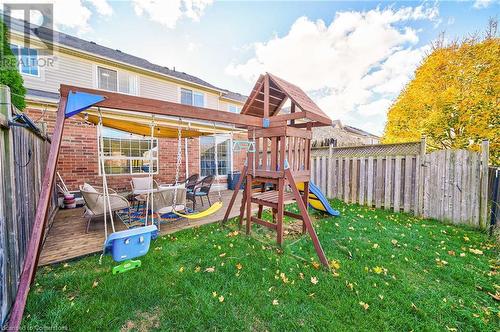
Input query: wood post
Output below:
<box><xmin>479</xmin><ymin>140</ymin><xmax>489</xmax><ymax>229</ymax></box>
<box><xmin>285</xmin><ymin>169</ymin><xmax>329</xmax><ymax>267</ymax></box>
<box><xmin>417</xmin><ymin>136</ymin><xmax>426</xmax><ymax>216</ymax></box>
<box><xmin>8</xmin><ymin>98</ymin><xmax>67</xmax><ymax>330</ymax></box>
<box><xmin>221</xmin><ymin>166</ymin><xmax>247</xmax><ymax>225</ymax></box>
<box><xmin>245</xmin><ymin>174</ymin><xmax>252</xmax><ymax>234</ymax></box>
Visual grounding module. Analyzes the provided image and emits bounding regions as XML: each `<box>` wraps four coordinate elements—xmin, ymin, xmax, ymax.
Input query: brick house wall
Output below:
<box><xmin>26</xmin><ymin>107</ymin><xmax>247</xmax><ymax>193</ymax></box>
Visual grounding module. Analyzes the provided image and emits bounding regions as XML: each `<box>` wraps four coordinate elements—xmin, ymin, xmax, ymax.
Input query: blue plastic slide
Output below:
<box><xmin>296</xmin><ymin>182</ymin><xmax>340</xmax><ymax>216</ymax></box>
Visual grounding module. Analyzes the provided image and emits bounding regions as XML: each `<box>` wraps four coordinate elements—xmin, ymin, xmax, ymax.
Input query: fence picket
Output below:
<box><xmin>331</xmin><ymin>158</ymin><xmax>338</xmax><ymax>199</ymax></box>
<box><xmin>337</xmin><ymin>158</ymin><xmax>343</xmax><ymax>200</ymax></box>
<box><xmin>321</xmin><ymin>156</ymin><xmax>327</xmax><ymax>194</ymax></box>
<box><xmin>375</xmin><ymin>157</ymin><xmax>383</xmax><ymax>208</ymax></box>
<box><xmin>351</xmin><ymin>158</ymin><xmax>358</xmax><ymax>203</ymax></box>
<box><xmin>344</xmin><ymin>158</ymin><xmax>350</xmax><ymax>203</ymax></box>
<box><xmin>403</xmin><ymin>156</ymin><xmax>412</xmax><ymax>213</ymax></box>
<box><xmin>359</xmin><ymin>158</ymin><xmax>365</xmax><ymax>205</ymax></box>
<box><xmin>393</xmin><ymin>156</ymin><xmax>402</xmax><ymax>212</ymax></box>
<box><xmin>384</xmin><ymin>156</ymin><xmax>392</xmax><ymax>210</ymax></box>
<box><xmin>366</xmin><ymin>157</ymin><xmax>374</xmax><ymax>207</ymax></box>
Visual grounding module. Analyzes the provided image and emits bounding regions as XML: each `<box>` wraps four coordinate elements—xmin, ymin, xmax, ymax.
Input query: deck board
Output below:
<box><xmin>39</xmin><ymin>190</ymin><xmax>244</xmax><ymax>266</ymax></box>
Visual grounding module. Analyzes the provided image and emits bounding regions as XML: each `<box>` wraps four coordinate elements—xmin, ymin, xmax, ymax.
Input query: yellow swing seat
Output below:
<box><xmin>173</xmin><ymin>201</ymin><xmax>223</xmax><ymax>219</ymax></box>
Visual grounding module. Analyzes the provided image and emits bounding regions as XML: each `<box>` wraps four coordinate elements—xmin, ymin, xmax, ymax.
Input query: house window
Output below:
<box><xmin>99</xmin><ymin>127</ymin><xmax>158</xmax><ymax>175</ymax></box>
<box><xmin>10</xmin><ymin>44</ymin><xmax>39</xmax><ymax>76</ymax></box>
<box><xmin>97</xmin><ymin>66</ymin><xmax>137</xmax><ymax>94</ymax></box>
<box><xmin>228</xmin><ymin>105</ymin><xmax>241</xmax><ymax>113</ymax></box>
<box><xmin>180</xmin><ymin>88</ymin><xmax>204</xmax><ymax>107</ymax></box>
<box><xmin>200</xmin><ymin>135</ymin><xmax>231</xmax><ymax>177</ymax></box>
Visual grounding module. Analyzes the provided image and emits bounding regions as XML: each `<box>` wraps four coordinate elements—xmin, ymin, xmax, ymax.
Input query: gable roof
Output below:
<box><xmin>241</xmin><ymin>73</ymin><xmax>331</xmax><ymax>126</ymax></box>
<box><xmin>6</xmin><ymin>16</ymin><xmax>246</xmax><ymax>103</ymax></box>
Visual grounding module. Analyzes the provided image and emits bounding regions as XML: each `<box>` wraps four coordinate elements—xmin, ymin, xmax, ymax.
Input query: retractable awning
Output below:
<box><xmin>81</xmin><ymin>108</ymin><xmax>241</xmax><ymax>138</ymax></box>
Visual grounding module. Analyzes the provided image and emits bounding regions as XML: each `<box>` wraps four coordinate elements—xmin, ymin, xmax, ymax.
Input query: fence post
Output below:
<box><xmin>417</xmin><ymin>136</ymin><xmax>426</xmax><ymax>216</ymax></box>
<box><xmin>0</xmin><ymin>85</ymin><xmax>18</xmax><ymax>325</ymax></box>
<box><xmin>479</xmin><ymin>140</ymin><xmax>489</xmax><ymax>229</ymax></box>
<box><xmin>327</xmin><ymin>143</ymin><xmax>333</xmax><ymax>198</ymax></box>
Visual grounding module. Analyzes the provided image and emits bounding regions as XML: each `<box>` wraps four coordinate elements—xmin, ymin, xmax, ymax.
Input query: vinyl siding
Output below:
<box><xmin>139</xmin><ymin>75</ymin><xmax>178</xmax><ymax>102</ymax></box>
<box><xmin>14</xmin><ymin>42</ymin><xmax>242</xmax><ymax>110</ymax></box>
<box><xmin>22</xmin><ymin>53</ymin><xmax>94</xmax><ymax>93</ymax></box>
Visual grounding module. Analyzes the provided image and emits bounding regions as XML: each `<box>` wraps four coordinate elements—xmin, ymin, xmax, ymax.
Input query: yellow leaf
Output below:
<box><xmin>92</xmin><ymin>281</ymin><xmax>98</xmax><ymax>288</ymax></box>
<box><xmin>205</xmin><ymin>267</ymin><xmax>215</xmax><ymax>273</ymax></box>
<box><xmin>219</xmin><ymin>253</ymin><xmax>226</xmax><ymax>257</ymax></box>
<box><xmin>373</xmin><ymin>243</ymin><xmax>379</xmax><ymax>249</ymax></box>
<box><xmin>212</xmin><ymin>291</ymin><xmax>217</xmax><ymax>297</ymax></box>
<box><xmin>463</xmin><ymin>236</ymin><xmax>470</xmax><ymax>242</ymax></box>
<box><xmin>469</xmin><ymin>248</ymin><xmax>483</xmax><ymax>255</ymax></box>
<box><xmin>179</xmin><ymin>266</ymin><xmax>184</xmax><ymax>273</ymax></box>
<box><xmin>311</xmin><ymin>261</ymin><xmax>321</xmax><ymax>270</ymax></box>
<box><xmin>236</xmin><ymin>263</ymin><xmax>243</xmax><ymax>270</ymax></box>
<box><xmin>310</xmin><ymin>276</ymin><xmax>318</xmax><ymax>285</ymax></box>
<box><xmin>329</xmin><ymin>260</ymin><xmax>340</xmax><ymax>270</ymax></box>
<box><xmin>272</xmin><ymin>299</ymin><xmax>279</xmax><ymax>306</ymax></box>
<box><xmin>218</xmin><ymin>295</ymin><xmax>224</xmax><ymax>303</ymax></box>
<box><xmin>359</xmin><ymin>301</ymin><xmax>369</xmax><ymax>310</ymax></box>
<box><xmin>391</xmin><ymin>239</ymin><xmax>398</xmax><ymax>246</ymax></box>
<box><xmin>194</xmin><ymin>266</ymin><xmax>201</xmax><ymax>273</ymax></box>
<box><xmin>373</xmin><ymin>266</ymin><xmax>383</xmax><ymax>274</ymax></box>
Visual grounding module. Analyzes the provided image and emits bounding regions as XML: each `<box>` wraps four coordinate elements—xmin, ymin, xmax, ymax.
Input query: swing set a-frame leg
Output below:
<box><xmin>221</xmin><ymin>166</ymin><xmax>247</xmax><ymax>226</ymax></box>
<box><xmin>285</xmin><ymin>169</ymin><xmax>329</xmax><ymax>267</ymax></box>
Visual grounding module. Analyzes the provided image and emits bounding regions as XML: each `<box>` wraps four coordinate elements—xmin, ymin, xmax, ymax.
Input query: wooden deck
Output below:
<box><xmin>39</xmin><ymin>190</ymin><xmax>244</xmax><ymax>266</ymax></box>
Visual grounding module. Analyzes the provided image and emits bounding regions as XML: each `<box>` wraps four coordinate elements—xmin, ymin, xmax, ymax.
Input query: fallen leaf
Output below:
<box><xmin>219</xmin><ymin>253</ymin><xmax>226</xmax><ymax>258</ymax></box>
<box><xmin>359</xmin><ymin>301</ymin><xmax>369</xmax><ymax>310</ymax></box>
<box><xmin>272</xmin><ymin>299</ymin><xmax>279</xmax><ymax>306</ymax></box>
<box><xmin>194</xmin><ymin>266</ymin><xmax>201</xmax><ymax>273</ymax></box>
<box><xmin>92</xmin><ymin>281</ymin><xmax>98</xmax><ymax>288</ymax></box>
<box><xmin>373</xmin><ymin>243</ymin><xmax>379</xmax><ymax>249</ymax></box>
<box><xmin>469</xmin><ymin>248</ymin><xmax>483</xmax><ymax>255</ymax></box>
<box><xmin>311</xmin><ymin>276</ymin><xmax>318</xmax><ymax>285</ymax></box>
<box><xmin>311</xmin><ymin>261</ymin><xmax>321</xmax><ymax>270</ymax></box>
<box><xmin>218</xmin><ymin>295</ymin><xmax>224</xmax><ymax>303</ymax></box>
<box><xmin>391</xmin><ymin>239</ymin><xmax>398</xmax><ymax>246</ymax></box>
<box><xmin>212</xmin><ymin>291</ymin><xmax>218</xmax><ymax>297</ymax></box>
<box><xmin>236</xmin><ymin>263</ymin><xmax>243</xmax><ymax>270</ymax></box>
<box><xmin>463</xmin><ymin>236</ymin><xmax>470</xmax><ymax>242</ymax></box>
<box><xmin>205</xmin><ymin>267</ymin><xmax>215</xmax><ymax>273</ymax></box>
<box><xmin>329</xmin><ymin>260</ymin><xmax>340</xmax><ymax>270</ymax></box>
<box><xmin>373</xmin><ymin>266</ymin><xmax>384</xmax><ymax>274</ymax></box>
<box><xmin>179</xmin><ymin>266</ymin><xmax>184</xmax><ymax>273</ymax></box>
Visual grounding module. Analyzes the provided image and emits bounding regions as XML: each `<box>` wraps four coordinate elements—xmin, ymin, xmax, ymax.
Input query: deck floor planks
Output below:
<box><xmin>39</xmin><ymin>191</ymin><xmax>245</xmax><ymax>266</ymax></box>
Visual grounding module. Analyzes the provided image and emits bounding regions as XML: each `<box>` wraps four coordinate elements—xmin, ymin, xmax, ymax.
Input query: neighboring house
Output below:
<box><xmin>7</xmin><ymin>17</ymin><xmax>247</xmax><ymax>191</ymax></box>
<box><xmin>312</xmin><ymin>120</ymin><xmax>380</xmax><ymax>147</ymax></box>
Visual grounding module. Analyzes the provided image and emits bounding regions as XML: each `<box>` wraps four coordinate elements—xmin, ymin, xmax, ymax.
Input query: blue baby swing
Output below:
<box><xmin>94</xmin><ymin>108</ymin><xmax>157</xmax><ymax>274</ymax></box>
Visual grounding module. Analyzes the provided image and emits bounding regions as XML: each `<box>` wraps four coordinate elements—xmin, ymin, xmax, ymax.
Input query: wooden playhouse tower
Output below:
<box><xmin>223</xmin><ymin>73</ymin><xmax>333</xmax><ymax>266</ymax></box>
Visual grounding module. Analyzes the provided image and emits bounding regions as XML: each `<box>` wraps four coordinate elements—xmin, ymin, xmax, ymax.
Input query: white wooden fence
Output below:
<box><xmin>311</xmin><ymin>139</ymin><xmax>490</xmax><ymax>229</ymax></box>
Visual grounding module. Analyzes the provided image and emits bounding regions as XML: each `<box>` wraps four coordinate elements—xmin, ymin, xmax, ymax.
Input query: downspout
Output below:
<box><xmin>184</xmin><ymin>137</ymin><xmax>189</xmax><ymax>179</ymax></box>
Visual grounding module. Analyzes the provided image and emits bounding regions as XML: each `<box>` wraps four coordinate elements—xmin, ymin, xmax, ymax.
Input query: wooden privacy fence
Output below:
<box><xmin>311</xmin><ymin>139</ymin><xmax>491</xmax><ymax>229</ymax></box>
<box><xmin>0</xmin><ymin>87</ymin><xmax>57</xmax><ymax>326</ymax></box>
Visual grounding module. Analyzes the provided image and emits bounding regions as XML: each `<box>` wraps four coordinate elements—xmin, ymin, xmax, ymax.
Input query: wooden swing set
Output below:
<box><xmin>8</xmin><ymin>73</ymin><xmax>332</xmax><ymax>330</ymax></box>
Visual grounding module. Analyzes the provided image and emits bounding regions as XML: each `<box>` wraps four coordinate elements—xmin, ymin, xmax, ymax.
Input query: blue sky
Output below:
<box><xmin>5</xmin><ymin>0</ymin><xmax>500</xmax><ymax>134</ymax></box>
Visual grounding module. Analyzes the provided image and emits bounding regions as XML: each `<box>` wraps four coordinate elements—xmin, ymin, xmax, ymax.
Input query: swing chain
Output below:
<box><xmin>172</xmin><ymin>118</ymin><xmax>183</xmax><ymax>209</ymax></box>
<box><xmin>213</xmin><ymin>122</ymin><xmax>222</xmax><ymax>202</ymax></box>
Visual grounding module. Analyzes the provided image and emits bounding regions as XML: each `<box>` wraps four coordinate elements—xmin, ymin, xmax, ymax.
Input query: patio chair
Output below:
<box><xmin>182</xmin><ymin>173</ymin><xmax>199</xmax><ymax>194</ymax></box>
<box><xmin>152</xmin><ymin>186</ymin><xmax>187</xmax><ymax>215</ymax></box>
<box><xmin>130</xmin><ymin>177</ymin><xmax>160</xmax><ymax>195</ymax></box>
<box><xmin>187</xmin><ymin>175</ymin><xmax>214</xmax><ymax>211</ymax></box>
<box><xmin>79</xmin><ymin>183</ymin><xmax>130</xmax><ymax>233</ymax></box>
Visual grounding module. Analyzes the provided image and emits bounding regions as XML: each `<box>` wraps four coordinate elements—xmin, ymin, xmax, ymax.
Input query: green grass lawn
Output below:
<box><xmin>23</xmin><ymin>200</ymin><xmax>499</xmax><ymax>331</ymax></box>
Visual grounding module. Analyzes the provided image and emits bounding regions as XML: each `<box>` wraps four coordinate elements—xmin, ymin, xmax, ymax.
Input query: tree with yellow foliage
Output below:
<box><xmin>383</xmin><ymin>22</ymin><xmax>499</xmax><ymax>164</ymax></box>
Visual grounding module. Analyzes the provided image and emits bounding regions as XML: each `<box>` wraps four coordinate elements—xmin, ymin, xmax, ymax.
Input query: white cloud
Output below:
<box><xmin>132</xmin><ymin>0</ymin><xmax>213</xmax><ymax>29</ymax></box>
<box><xmin>1</xmin><ymin>0</ymin><xmax>113</xmax><ymax>33</ymax></box>
<box><xmin>226</xmin><ymin>4</ymin><xmax>438</xmax><ymax>134</ymax></box>
<box><xmin>473</xmin><ymin>0</ymin><xmax>493</xmax><ymax>9</ymax></box>
<box><xmin>86</xmin><ymin>0</ymin><xmax>113</xmax><ymax>16</ymax></box>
